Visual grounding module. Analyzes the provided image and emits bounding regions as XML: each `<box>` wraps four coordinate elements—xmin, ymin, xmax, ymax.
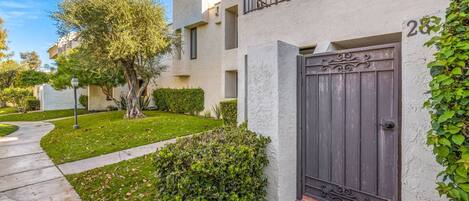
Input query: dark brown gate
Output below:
<box><xmin>297</xmin><ymin>43</ymin><xmax>400</xmax><ymax>201</ymax></box>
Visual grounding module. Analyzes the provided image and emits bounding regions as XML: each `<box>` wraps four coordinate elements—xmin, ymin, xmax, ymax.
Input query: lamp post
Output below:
<box><xmin>71</xmin><ymin>76</ymin><xmax>79</xmax><ymax>129</ymax></box>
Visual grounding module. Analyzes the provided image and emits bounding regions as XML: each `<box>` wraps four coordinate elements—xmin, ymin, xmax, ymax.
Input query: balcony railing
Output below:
<box><xmin>244</xmin><ymin>0</ymin><xmax>289</xmax><ymax>14</ymax></box>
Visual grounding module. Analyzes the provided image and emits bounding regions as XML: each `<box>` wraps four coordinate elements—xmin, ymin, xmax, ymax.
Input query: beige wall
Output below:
<box><xmin>87</xmin><ymin>85</ymin><xmax>128</xmax><ymax>111</ymax></box>
<box><xmin>155</xmin><ymin>1</ymin><xmax>226</xmax><ymax>115</ymax></box>
<box><xmin>236</xmin><ymin>0</ymin><xmax>449</xmax><ymax>122</ymax></box>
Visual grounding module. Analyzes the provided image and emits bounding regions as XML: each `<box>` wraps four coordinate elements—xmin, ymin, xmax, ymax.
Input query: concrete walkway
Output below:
<box><xmin>58</xmin><ymin>138</ymin><xmax>178</xmax><ymax>175</ymax></box>
<box><xmin>0</xmin><ymin>122</ymin><xmax>80</xmax><ymax>201</ymax></box>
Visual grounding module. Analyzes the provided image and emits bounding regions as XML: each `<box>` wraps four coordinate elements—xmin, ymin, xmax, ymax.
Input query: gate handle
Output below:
<box><xmin>380</xmin><ymin>120</ymin><xmax>395</xmax><ymax>130</ymax></box>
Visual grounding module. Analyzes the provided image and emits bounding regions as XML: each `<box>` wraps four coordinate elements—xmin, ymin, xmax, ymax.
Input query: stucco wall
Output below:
<box><xmin>173</xmin><ymin>0</ymin><xmax>221</xmax><ymax>29</ymax></box>
<box><xmin>247</xmin><ymin>41</ymin><xmax>298</xmax><ymax>201</ymax></box>
<box><xmin>87</xmin><ymin>85</ymin><xmax>128</xmax><ymax>111</ymax></box>
<box><xmin>35</xmin><ymin>84</ymin><xmax>87</xmax><ymax>111</ymax></box>
<box><xmin>155</xmin><ymin>4</ymin><xmax>225</xmax><ymax>115</ymax></box>
<box><xmin>401</xmin><ymin>14</ymin><xmax>445</xmax><ymax>201</ymax></box>
<box><xmin>236</xmin><ymin>0</ymin><xmax>449</xmax><ymax>123</ymax></box>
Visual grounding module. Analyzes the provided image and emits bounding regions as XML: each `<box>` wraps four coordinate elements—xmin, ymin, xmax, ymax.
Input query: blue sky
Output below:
<box><xmin>0</xmin><ymin>0</ymin><xmax>173</xmax><ymax>67</ymax></box>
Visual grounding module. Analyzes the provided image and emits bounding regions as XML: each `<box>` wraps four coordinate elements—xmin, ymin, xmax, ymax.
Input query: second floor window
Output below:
<box><xmin>190</xmin><ymin>28</ymin><xmax>197</xmax><ymax>60</ymax></box>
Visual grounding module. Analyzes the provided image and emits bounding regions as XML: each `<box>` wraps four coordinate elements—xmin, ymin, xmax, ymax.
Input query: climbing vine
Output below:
<box><xmin>423</xmin><ymin>0</ymin><xmax>469</xmax><ymax>200</ymax></box>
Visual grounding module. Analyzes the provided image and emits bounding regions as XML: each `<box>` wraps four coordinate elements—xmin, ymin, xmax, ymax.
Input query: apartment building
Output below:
<box><xmin>164</xmin><ymin>0</ymin><xmax>450</xmax><ymax>201</ymax></box>
<box><xmin>34</xmin><ymin>33</ymin><xmax>88</xmax><ymax>111</ymax></box>
<box><xmin>154</xmin><ymin>0</ymin><xmax>238</xmax><ymax>114</ymax></box>
<box><xmin>46</xmin><ymin>33</ymin><xmax>128</xmax><ymax>111</ymax></box>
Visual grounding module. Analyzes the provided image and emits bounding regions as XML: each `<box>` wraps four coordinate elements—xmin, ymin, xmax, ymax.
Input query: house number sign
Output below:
<box><xmin>407</xmin><ymin>20</ymin><xmax>430</xmax><ymax>37</ymax></box>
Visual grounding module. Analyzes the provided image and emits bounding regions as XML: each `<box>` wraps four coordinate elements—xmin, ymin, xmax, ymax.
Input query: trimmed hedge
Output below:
<box><xmin>79</xmin><ymin>95</ymin><xmax>88</xmax><ymax>109</ymax></box>
<box><xmin>154</xmin><ymin>125</ymin><xmax>270</xmax><ymax>201</ymax></box>
<box><xmin>25</xmin><ymin>97</ymin><xmax>40</xmax><ymax>111</ymax></box>
<box><xmin>220</xmin><ymin>100</ymin><xmax>237</xmax><ymax>125</ymax></box>
<box><xmin>153</xmin><ymin>88</ymin><xmax>204</xmax><ymax>114</ymax></box>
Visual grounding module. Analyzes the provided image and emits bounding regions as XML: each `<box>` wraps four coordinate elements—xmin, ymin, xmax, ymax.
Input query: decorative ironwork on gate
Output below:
<box><xmin>321</xmin><ymin>53</ymin><xmax>371</xmax><ymax>72</ymax></box>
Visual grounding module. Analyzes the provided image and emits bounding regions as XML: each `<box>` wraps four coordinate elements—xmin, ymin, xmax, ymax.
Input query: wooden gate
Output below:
<box><xmin>297</xmin><ymin>43</ymin><xmax>400</xmax><ymax>201</ymax></box>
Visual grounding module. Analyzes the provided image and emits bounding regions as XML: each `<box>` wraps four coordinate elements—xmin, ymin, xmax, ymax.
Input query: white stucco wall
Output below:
<box><xmin>173</xmin><ymin>0</ymin><xmax>221</xmax><ymax>29</ymax></box>
<box><xmin>401</xmin><ymin>14</ymin><xmax>445</xmax><ymax>201</ymax></box>
<box><xmin>236</xmin><ymin>0</ymin><xmax>449</xmax><ymax>123</ymax></box>
<box><xmin>247</xmin><ymin>41</ymin><xmax>298</xmax><ymax>201</ymax></box>
<box><xmin>155</xmin><ymin>3</ymin><xmax>226</xmax><ymax>115</ymax></box>
<box><xmin>35</xmin><ymin>84</ymin><xmax>87</xmax><ymax>111</ymax></box>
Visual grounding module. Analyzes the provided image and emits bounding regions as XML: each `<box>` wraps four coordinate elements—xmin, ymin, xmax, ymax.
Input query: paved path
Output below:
<box><xmin>0</xmin><ymin>122</ymin><xmax>80</xmax><ymax>201</ymax></box>
<box><xmin>58</xmin><ymin>138</ymin><xmax>178</xmax><ymax>175</ymax></box>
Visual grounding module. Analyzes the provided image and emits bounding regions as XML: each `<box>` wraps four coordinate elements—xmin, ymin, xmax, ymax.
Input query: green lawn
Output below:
<box><xmin>41</xmin><ymin>111</ymin><xmax>222</xmax><ymax>164</ymax></box>
<box><xmin>0</xmin><ymin>124</ymin><xmax>18</xmax><ymax>137</ymax></box>
<box><xmin>67</xmin><ymin>154</ymin><xmax>156</xmax><ymax>201</ymax></box>
<box><xmin>0</xmin><ymin>109</ymin><xmax>89</xmax><ymax>122</ymax></box>
<box><xmin>0</xmin><ymin>107</ymin><xmax>18</xmax><ymax>115</ymax></box>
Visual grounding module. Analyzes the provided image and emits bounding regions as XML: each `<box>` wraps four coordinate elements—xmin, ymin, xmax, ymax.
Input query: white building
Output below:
<box><xmin>35</xmin><ymin>33</ymin><xmax>88</xmax><ymax>111</ymax></box>
<box><xmin>162</xmin><ymin>0</ymin><xmax>449</xmax><ymax>201</ymax></box>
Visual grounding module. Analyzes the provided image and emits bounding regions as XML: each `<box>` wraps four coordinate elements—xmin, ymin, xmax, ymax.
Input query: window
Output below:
<box><xmin>225</xmin><ymin>6</ymin><xmax>238</xmax><ymax>50</ymax></box>
<box><xmin>225</xmin><ymin>71</ymin><xmax>238</xmax><ymax>98</ymax></box>
<box><xmin>175</xmin><ymin>29</ymin><xmax>182</xmax><ymax>60</ymax></box>
<box><xmin>190</xmin><ymin>28</ymin><xmax>197</xmax><ymax>59</ymax></box>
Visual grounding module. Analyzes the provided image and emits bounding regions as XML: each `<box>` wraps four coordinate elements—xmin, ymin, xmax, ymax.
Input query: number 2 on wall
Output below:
<box><xmin>407</xmin><ymin>20</ymin><xmax>430</xmax><ymax>37</ymax></box>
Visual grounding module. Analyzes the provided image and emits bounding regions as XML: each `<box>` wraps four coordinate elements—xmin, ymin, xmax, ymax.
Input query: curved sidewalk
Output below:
<box><xmin>0</xmin><ymin>122</ymin><xmax>80</xmax><ymax>201</ymax></box>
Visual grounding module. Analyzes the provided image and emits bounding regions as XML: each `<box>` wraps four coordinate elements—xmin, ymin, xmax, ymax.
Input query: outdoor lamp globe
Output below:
<box><xmin>71</xmin><ymin>77</ymin><xmax>79</xmax><ymax>88</ymax></box>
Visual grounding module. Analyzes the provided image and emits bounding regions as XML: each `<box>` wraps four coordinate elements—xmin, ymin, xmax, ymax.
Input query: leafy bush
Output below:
<box><xmin>220</xmin><ymin>100</ymin><xmax>237</xmax><ymax>125</ymax></box>
<box><xmin>153</xmin><ymin>88</ymin><xmax>204</xmax><ymax>114</ymax></box>
<box><xmin>154</xmin><ymin>126</ymin><xmax>270</xmax><ymax>201</ymax></box>
<box><xmin>79</xmin><ymin>95</ymin><xmax>88</xmax><ymax>109</ymax></box>
<box><xmin>15</xmin><ymin>70</ymin><xmax>49</xmax><ymax>87</ymax></box>
<box><xmin>25</xmin><ymin>97</ymin><xmax>40</xmax><ymax>111</ymax></box>
<box><xmin>1</xmin><ymin>87</ymin><xmax>32</xmax><ymax>113</ymax></box>
<box><xmin>422</xmin><ymin>1</ymin><xmax>469</xmax><ymax>199</ymax></box>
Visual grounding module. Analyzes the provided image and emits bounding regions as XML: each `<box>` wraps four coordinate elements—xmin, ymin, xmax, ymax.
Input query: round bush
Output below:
<box><xmin>154</xmin><ymin>126</ymin><xmax>270</xmax><ymax>201</ymax></box>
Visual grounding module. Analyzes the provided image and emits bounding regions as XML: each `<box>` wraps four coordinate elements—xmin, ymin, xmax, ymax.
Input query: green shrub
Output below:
<box><xmin>220</xmin><ymin>100</ymin><xmax>237</xmax><ymax>125</ymax></box>
<box><xmin>154</xmin><ymin>126</ymin><xmax>270</xmax><ymax>201</ymax></box>
<box><xmin>1</xmin><ymin>87</ymin><xmax>32</xmax><ymax>113</ymax></box>
<box><xmin>79</xmin><ymin>95</ymin><xmax>88</xmax><ymax>109</ymax></box>
<box><xmin>25</xmin><ymin>97</ymin><xmax>40</xmax><ymax>111</ymax></box>
<box><xmin>153</xmin><ymin>88</ymin><xmax>204</xmax><ymax>114</ymax></box>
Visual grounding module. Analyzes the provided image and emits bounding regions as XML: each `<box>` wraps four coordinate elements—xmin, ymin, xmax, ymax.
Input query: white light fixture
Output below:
<box><xmin>71</xmin><ymin>77</ymin><xmax>79</xmax><ymax>88</ymax></box>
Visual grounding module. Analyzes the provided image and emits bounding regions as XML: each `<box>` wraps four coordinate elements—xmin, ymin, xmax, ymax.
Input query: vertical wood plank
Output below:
<box><xmin>318</xmin><ymin>75</ymin><xmax>331</xmax><ymax>181</ymax></box>
<box><xmin>360</xmin><ymin>72</ymin><xmax>378</xmax><ymax>194</ymax></box>
<box><xmin>378</xmin><ymin>71</ymin><xmax>397</xmax><ymax>199</ymax></box>
<box><xmin>345</xmin><ymin>73</ymin><xmax>360</xmax><ymax>189</ymax></box>
<box><xmin>305</xmin><ymin>75</ymin><xmax>319</xmax><ymax>178</ymax></box>
<box><xmin>331</xmin><ymin>74</ymin><xmax>345</xmax><ymax>185</ymax></box>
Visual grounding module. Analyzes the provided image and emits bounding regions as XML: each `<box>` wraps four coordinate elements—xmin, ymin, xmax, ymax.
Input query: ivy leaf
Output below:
<box><xmin>457</xmin><ymin>166</ymin><xmax>468</xmax><ymax>178</ymax></box>
<box><xmin>452</xmin><ymin>135</ymin><xmax>465</xmax><ymax>145</ymax></box>
<box><xmin>448</xmin><ymin>125</ymin><xmax>462</xmax><ymax>134</ymax></box>
<box><xmin>440</xmin><ymin>138</ymin><xmax>452</xmax><ymax>146</ymax></box>
<box><xmin>461</xmin><ymin>184</ymin><xmax>469</xmax><ymax>193</ymax></box>
<box><xmin>437</xmin><ymin>146</ymin><xmax>450</xmax><ymax>157</ymax></box>
<box><xmin>452</xmin><ymin>67</ymin><xmax>463</xmax><ymax>75</ymax></box>
<box><xmin>439</xmin><ymin>111</ymin><xmax>456</xmax><ymax>123</ymax></box>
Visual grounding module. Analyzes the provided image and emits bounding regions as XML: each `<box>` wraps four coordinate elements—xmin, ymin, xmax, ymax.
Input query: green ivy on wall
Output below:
<box><xmin>422</xmin><ymin>0</ymin><xmax>469</xmax><ymax>200</ymax></box>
